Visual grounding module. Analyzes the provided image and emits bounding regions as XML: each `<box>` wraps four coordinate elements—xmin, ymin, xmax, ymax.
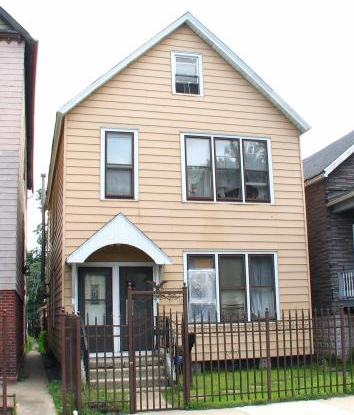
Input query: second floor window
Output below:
<box><xmin>172</xmin><ymin>52</ymin><xmax>203</xmax><ymax>95</ymax></box>
<box><xmin>105</xmin><ymin>131</ymin><xmax>134</xmax><ymax>199</ymax></box>
<box><xmin>183</xmin><ymin>134</ymin><xmax>272</xmax><ymax>203</ymax></box>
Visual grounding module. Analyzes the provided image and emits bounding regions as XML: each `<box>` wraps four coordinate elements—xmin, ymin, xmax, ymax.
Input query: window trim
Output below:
<box><xmin>100</xmin><ymin>128</ymin><xmax>139</xmax><ymax>201</ymax></box>
<box><xmin>183</xmin><ymin>251</ymin><xmax>280</xmax><ymax>322</ymax></box>
<box><xmin>171</xmin><ymin>51</ymin><xmax>204</xmax><ymax>96</ymax></box>
<box><xmin>180</xmin><ymin>133</ymin><xmax>274</xmax><ymax>204</ymax></box>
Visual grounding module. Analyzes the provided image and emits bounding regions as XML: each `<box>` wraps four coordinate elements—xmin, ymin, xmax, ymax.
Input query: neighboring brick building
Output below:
<box><xmin>304</xmin><ymin>131</ymin><xmax>354</xmax><ymax>309</ymax></box>
<box><xmin>0</xmin><ymin>6</ymin><xmax>37</xmax><ymax>379</ymax></box>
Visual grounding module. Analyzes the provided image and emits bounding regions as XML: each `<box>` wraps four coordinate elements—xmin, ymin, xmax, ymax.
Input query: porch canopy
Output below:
<box><xmin>66</xmin><ymin>213</ymin><xmax>172</xmax><ymax>265</ymax></box>
<box><xmin>327</xmin><ymin>189</ymin><xmax>354</xmax><ymax>214</ymax></box>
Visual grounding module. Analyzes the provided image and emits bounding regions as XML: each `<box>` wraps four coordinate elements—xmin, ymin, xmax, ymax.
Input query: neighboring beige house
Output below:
<box><xmin>0</xmin><ymin>6</ymin><xmax>37</xmax><ymax>379</ymax></box>
<box><xmin>46</xmin><ymin>13</ymin><xmax>311</xmax><ymax>360</ymax></box>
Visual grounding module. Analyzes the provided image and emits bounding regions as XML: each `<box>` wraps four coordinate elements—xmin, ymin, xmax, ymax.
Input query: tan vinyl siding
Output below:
<box><xmin>47</xmin><ymin>133</ymin><xmax>64</xmax><ymax>360</ymax></box>
<box><xmin>0</xmin><ymin>40</ymin><xmax>25</xmax><ymax>293</ymax></box>
<box><xmin>60</xmin><ymin>24</ymin><xmax>310</xmax><ymax>312</ymax></box>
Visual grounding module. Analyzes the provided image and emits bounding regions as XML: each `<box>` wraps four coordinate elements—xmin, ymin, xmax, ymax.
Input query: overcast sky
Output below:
<box><xmin>2</xmin><ymin>0</ymin><xmax>354</xmax><ymax>249</ymax></box>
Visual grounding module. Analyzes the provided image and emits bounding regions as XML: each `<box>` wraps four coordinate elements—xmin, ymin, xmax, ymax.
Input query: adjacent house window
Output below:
<box><xmin>186</xmin><ymin>252</ymin><xmax>277</xmax><ymax>322</ymax></box>
<box><xmin>101</xmin><ymin>130</ymin><xmax>138</xmax><ymax>200</ymax></box>
<box><xmin>182</xmin><ymin>134</ymin><xmax>272</xmax><ymax>203</ymax></box>
<box><xmin>172</xmin><ymin>52</ymin><xmax>203</xmax><ymax>95</ymax></box>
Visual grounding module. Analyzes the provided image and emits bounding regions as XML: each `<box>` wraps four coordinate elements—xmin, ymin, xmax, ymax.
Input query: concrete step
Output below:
<box><xmin>89</xmin><ymin>375</ymin><xmax>170</xmax><ymax>389</ymax></box>
<box><xmin>89</xmin><ymin>354</ymin><xmax>164</xmax><ymax>369</ymax></box>
<box><xmin>89</xmin><ymin>365</ymin><xmax>165</xmax><ymax>379</ymax></box>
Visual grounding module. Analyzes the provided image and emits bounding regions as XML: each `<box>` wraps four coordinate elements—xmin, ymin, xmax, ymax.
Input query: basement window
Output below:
<box><xmin>172</xmin><ymin>52</ymin><xmax>203</xmax><ymax>95</ymax></box>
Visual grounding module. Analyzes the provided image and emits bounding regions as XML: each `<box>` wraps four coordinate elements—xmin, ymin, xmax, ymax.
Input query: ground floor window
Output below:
<box><xmin>186</xmin><ymin>252</ymin><xmax>278</xmax><ymax>322</ymax></box>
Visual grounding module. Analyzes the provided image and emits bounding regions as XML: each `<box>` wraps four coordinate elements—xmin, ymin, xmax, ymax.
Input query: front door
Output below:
<box><xmin>119</xmin><ymin>267</ymin><xmax>154</xmax><ymax>351</ymax></box>
<box><xmin>78</xmin><ymin>267</ymin><xmax>113</xmax><ymax>353</ymax></box>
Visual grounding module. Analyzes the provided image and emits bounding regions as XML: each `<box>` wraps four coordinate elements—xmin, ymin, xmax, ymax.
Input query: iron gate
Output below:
<box><xmin>127</xmin><ymin>284</ymin><xmax>190</xmax><ymax>412</ymax></box>
<box><xmin>61</xmin><ymin>285</ymin><xmax>190</xmax><ymax>414</ymax></box>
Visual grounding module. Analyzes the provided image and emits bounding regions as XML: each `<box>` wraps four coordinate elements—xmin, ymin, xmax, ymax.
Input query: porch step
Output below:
<box><xmin>89</xmin><ymin>374</ymin><xmax>169</xmax><ymax>390</ymax></box>
<box><xmin>89</xmin><ymin>365</ymin><xmax>164</xmax><ymax>379</ymax></box>
<box><xmin>89</xmin><ymin>354</ymin><xmax>163</xmax><ymax>369</ymax></box>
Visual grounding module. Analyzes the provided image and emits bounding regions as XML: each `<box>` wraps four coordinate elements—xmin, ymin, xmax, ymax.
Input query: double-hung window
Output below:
<box><xmin>186</xmin><ymin>252</ymin><xmax>277</xmax><ymax>322</ymax></box>
<box><xmin>101</xmin><ymin>130</ymin><xmax>138</xmax><ymax>200</ymax></box>
<box><xmin>183</xmin><ymin>134</ymin><xmax>272</xmax><ymax>203</ymax></box>
<box><xmin>185</xmin><ymin>136</ymin><xmax>213</xmax><ymax>200</ymax></box>
<box><xmin>187</xmin><ymin>255</ymin><xmax>217</xmax><ymax>321</ymax></box>
<box><xmin>172</xmin><ymin>52</ymin><xmax>203</xmax><ymax>95</ymax></box>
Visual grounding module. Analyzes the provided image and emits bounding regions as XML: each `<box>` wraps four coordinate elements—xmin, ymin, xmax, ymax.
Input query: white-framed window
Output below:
<box><xmin>184</xmin><ymin>251</ymin><xmax>279</xmax><ymax>322</ymax></box>
<box><xmin>100</xmin><ymin>128</ymin><xmax>139</xmax><ymax>200</ymax></box>
<box><xmin>171</xmin><ymin>51</ymin><xmax>203</xmax><ymax>96</ymax></box>
<box><xmin>180</xmin><ymin>133</ymin><xmax>274</xmax><ymax>203</ymax></box>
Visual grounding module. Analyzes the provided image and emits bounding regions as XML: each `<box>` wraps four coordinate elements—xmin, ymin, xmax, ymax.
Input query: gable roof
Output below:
<box><xmin>303</xmin><ymin>130</ymin><xmax>354</xmax><ymax>182</ymax></box>
<box><xmin>0</xmin><ymin>6</ymin><xmax>38</xmax><ymax>191</ymax></box>
<box><xmin>66</xmin><ymin>213</ymin><xmax>172</xmax><ymax>265</ymax></box>
<box><xmin>47</xmin><ymin>12</ymin><xmax>310</xmax><ymax>199</ymax></box>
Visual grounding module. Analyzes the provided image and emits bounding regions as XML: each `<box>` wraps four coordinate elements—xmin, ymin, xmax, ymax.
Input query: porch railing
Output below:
<box><xmin>339</xmin><ymin>269</ymin><xmax>354</xmax><ymax>299</ymax></box>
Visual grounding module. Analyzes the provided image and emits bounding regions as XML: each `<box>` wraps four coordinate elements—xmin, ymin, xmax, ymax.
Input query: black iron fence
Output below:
<box><xmin>61</xmin><ymin>298</ymin><xmax>354</xmax><ymax>414</ymax></box>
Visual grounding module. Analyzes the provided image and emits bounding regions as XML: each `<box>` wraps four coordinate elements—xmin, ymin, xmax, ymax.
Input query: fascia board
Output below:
<box><xmin>324</xmin><ymin>142</ymin><xmax>354</xmax><ymax>177</ymax></box>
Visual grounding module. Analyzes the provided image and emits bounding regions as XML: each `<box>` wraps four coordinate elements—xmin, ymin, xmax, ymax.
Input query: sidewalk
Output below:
<box><xmin>8</xmin><ymin>350</ymin><xmax>56</xmax><ymax>415</ymax></box>
<box><xmin>146</xmin><ymin>396</ymin><xmax>354</xmax><ymax>415</ymax></box>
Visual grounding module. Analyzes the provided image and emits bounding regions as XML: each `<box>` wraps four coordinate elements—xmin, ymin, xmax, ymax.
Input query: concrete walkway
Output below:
<box><xmin>8</xmin><ymin>350</ymin><xmax>56</xmax><ymax>415</ymax></box>
<box><xmin>146</xmin><ymin>395</ymin><xmax>354</xmax><ymax>415</ymax></box>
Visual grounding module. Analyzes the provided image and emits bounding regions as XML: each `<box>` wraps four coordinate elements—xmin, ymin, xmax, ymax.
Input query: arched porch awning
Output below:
<box><xmin>66</xmin><ymin>213</ymin><xmax>172</xmax><ymax>265</ymax></box>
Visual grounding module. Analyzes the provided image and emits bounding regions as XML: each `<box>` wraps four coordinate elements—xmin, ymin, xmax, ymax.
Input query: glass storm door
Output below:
<box><xmin>78</xmin><ymin>267</ymin><xmax>113</xmax><ymax>353</ymax></box>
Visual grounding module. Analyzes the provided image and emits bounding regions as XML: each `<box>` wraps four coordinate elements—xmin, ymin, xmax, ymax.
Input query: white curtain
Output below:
<box><xmin>250</xmin><ymin>257</ymin><xmax>275</xmax><ymax>318</ymax></box>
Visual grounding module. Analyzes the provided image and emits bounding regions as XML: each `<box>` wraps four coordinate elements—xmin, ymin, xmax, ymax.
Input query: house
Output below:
<box><xmin>0</xmin><ymin>6</ymin><xmax>37</xmax><ymax>379</ymax></box>
<box><xmin>304</xmin><ymin>131</ymin><xmax>354</xmax><ymax>309</ymax></box>
<box><xmin>46</xmin><ymin>12</ymin><xmax>311</xmax><ymax>364</ymax></box>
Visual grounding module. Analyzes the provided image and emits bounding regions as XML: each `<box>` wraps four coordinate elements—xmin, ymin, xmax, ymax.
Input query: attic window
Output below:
<box><xmin>172</xmin><ymin>52</ymin><xmax>203</xmax><ymax>95</ymax></box>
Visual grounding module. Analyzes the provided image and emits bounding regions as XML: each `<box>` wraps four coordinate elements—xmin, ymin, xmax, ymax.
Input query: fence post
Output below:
<box><xmin>182</xmin><ymin>283</ymin><xmax>190</xmax><ymax>407</ymax></box>
<box><xmin>75</xmin><ymin>315</ymin><xmax>82</xmax><ymax>413</ymax></box>
<box><xmin>265</xmin><ymin>309</ymin><xmax>272</xmax><ymax>402</ymax></box>
<box><xmin>2</xmin><ymin>310</ymin><xmax>7</xmax><ymax>413</ymax></box>
<box><xmin>61</xmin><ymin>309</ymin><xmax>67</xmax><ymax>415</ymax></box>
<box><xmin>340</xmin><ymin>307</ymin><xmax>347</xmax><ymax>391</ymax></box>
<box><xmin>127</xmin><ymin>284</ymin><xmax>136</xmax><ymax>413</ymax></box>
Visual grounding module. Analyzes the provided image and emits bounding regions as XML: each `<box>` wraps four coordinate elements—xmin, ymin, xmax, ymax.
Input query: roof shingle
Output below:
<box><xmin>303</xmin><ymin>130</ymin><xmax>354</xmax><ymax>181</ymax></box>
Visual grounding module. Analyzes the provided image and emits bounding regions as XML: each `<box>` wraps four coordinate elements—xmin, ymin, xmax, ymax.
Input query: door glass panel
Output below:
<box><xmin>84</xmin><ymin>274</ymin><xmax>106</xmax><ymax>325</ymax></box>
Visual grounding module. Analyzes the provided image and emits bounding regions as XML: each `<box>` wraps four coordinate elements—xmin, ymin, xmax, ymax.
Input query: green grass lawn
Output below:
<box><xmin>48</xmin><ymin>363</ymin><xmax>354</xmax><ymax>413</ymax></box>
<box><xmin>166</xmin><ymin>363</ymin><xmax>354</xmax><ymax>409</ymax></box>
<box><xmin>48</xmin><ymin>380</ymin><xmax>129</xmax><ymax>415</ymax></box>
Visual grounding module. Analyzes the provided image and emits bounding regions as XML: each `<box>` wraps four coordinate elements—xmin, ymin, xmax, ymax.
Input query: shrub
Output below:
<box><xmin>38</xmin><ymin>330</ymin><xmax>48</xmax><ymax>356</ymax></box>
<box><xmin>24</xmin><ymin>335</ymin><xmax>35</xmax><ymax>354</ymax></box>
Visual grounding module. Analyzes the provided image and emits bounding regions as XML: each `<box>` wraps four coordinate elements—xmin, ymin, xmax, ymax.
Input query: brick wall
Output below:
<box><xmin>0</xmin><ymin>290</ymin><xmax>24</xmax><ymax>379</ymax></box>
